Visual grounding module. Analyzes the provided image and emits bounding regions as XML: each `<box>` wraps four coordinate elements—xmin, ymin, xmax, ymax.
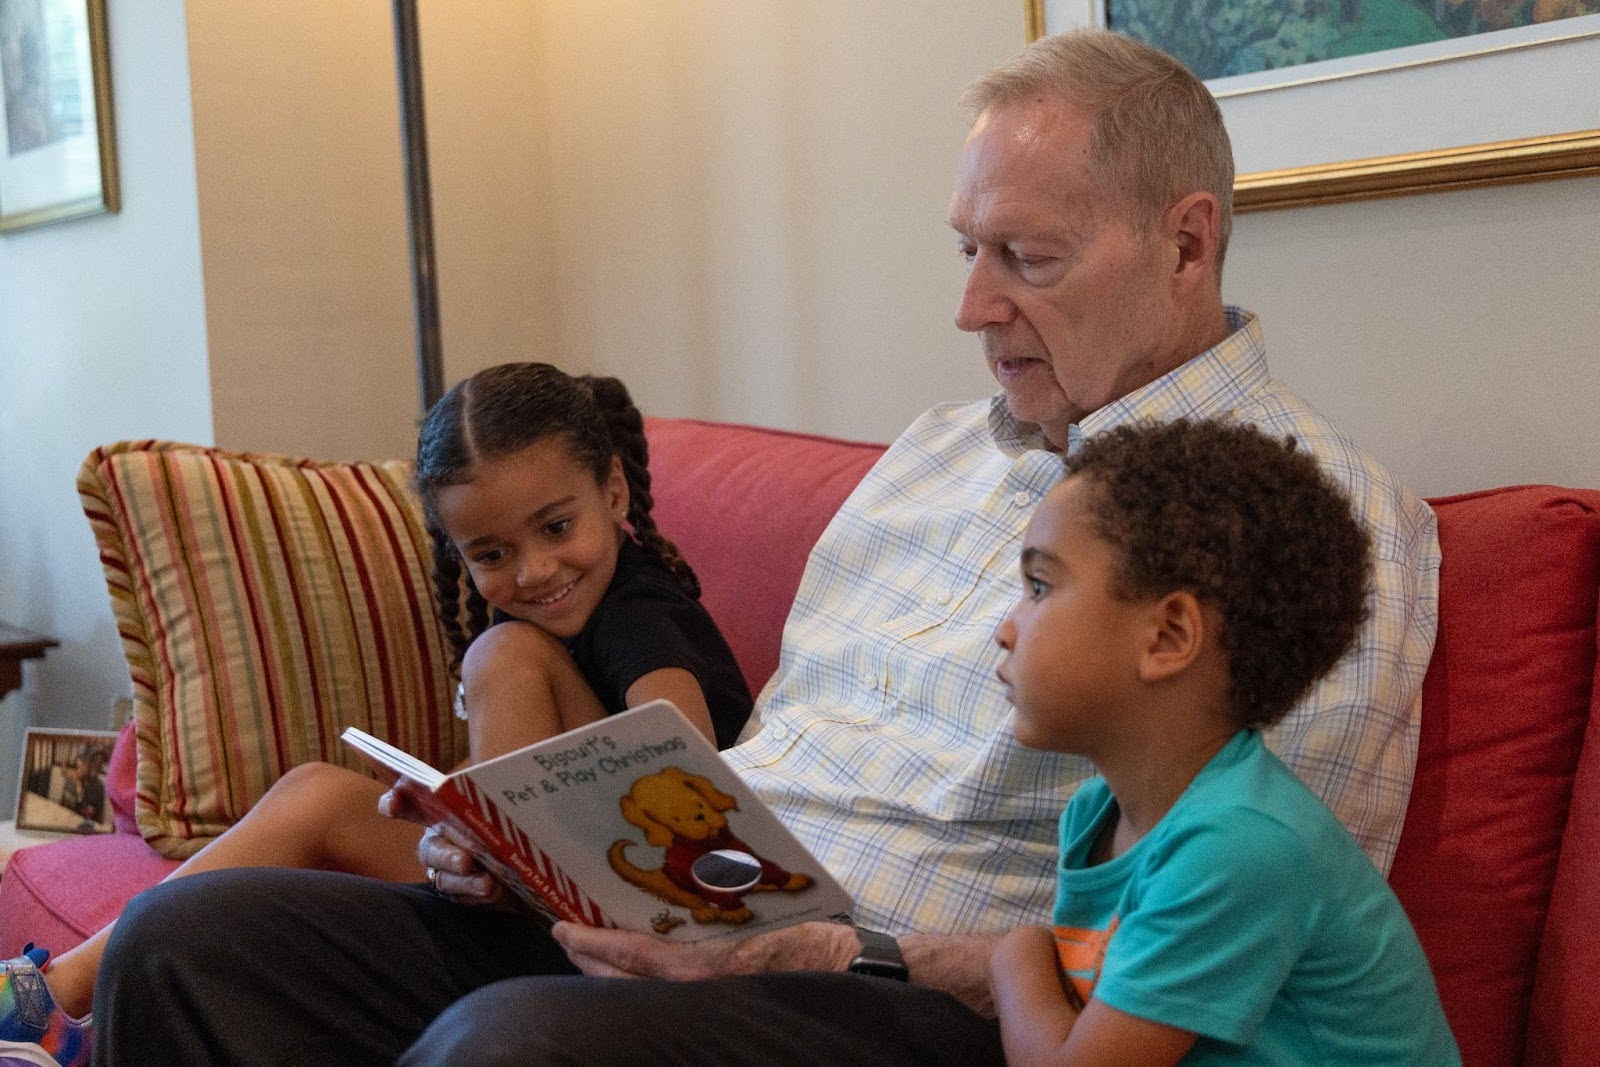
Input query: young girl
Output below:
<box><xmin>0</xmin><ymin>363</ymin><xmax>751</xmax><ymax>1067</ymax></box>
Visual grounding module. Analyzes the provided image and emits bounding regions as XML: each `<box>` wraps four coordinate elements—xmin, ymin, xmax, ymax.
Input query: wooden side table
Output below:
<box><xmin>0</xmin><ymin>623</ymin><xmax>57</xmax><ymax>701</ymax></box>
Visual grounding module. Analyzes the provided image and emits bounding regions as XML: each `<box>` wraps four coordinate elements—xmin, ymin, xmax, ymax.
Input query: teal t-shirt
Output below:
<box><xmin>1052</xmin><ymin>730</ymin><xmax>1459</xmax><ymax>1065</ymax></box>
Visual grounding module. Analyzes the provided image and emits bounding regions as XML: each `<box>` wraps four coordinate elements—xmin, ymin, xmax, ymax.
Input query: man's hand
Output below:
<box><xmin>378</xmin><ymin>785</ymin><xmax>505</xmax><ymax>907</ymax></box>
<box><xmin>551</xmin><ymin>920</ymin><xmax>858</xmax><ymax>981</ymax></box>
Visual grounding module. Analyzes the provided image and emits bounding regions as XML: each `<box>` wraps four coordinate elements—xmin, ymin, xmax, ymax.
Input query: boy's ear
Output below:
<box><xmin>606</xmin><ymin>455</ymin><xmax>630</xmax><ymax>523</ymax></box>
<box><xmin>1138</xmin><ymin>591</ymin><xmax>1206</xmax><ymax>683</ymax></box>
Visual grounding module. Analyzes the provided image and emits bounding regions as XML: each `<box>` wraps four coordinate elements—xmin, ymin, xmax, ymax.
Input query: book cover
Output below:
<box><xmin>342</xmin><ymin>699</ymin><xmax>854</xmax><ymax>940</ymax></box>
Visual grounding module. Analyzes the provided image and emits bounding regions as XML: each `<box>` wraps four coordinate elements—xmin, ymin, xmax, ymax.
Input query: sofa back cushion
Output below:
<box><xmin>79</xmin><ymin>441</ymin><xmax>466</xmax><ymax>859</ymax></box>
<box><xmin>641</xmin><ymin>418</ymin><xmax>887</xmax><ymax>695</ymax></box>
<box><xmin>1524</xmin><ymin>594</ymin><xmax>1600</xmax><ymax>1066</ymax></box>
<box><xmin>1390</xmin><ymin>486</ymin><xmax>1600</xmax><ymax>1067</ymax></box>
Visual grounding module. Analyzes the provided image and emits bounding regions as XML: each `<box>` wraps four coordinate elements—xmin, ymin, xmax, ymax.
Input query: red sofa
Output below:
<box><xmin>3</xmin><ymin>417</ymin><xmax>1597</xmax><ymax>1066</ymax></box>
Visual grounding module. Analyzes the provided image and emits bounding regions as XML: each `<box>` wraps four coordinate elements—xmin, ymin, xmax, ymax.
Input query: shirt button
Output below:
<box><xmin>938</xmin><ymin>589</ymin><xmax>953</xmax><ymax>605</ymax></box>
<box><xmin>768</xmin><ymin>723</ymin><xmax>789</xmax><ymax>741</ymax></box>
<box><xmin>1012</xmin><ymin>491</ymin><xmax>1031</xmax><ymax>508</ymax></box>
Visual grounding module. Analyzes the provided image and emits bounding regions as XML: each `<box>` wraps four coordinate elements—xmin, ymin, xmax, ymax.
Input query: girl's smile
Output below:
<box><xmin>434</xmin><ymin>437</ymin><xmax>630</xmax><ymax>640</ymax></box>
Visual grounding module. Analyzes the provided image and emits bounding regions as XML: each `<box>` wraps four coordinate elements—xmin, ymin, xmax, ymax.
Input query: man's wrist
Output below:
<box><xmin>729</xmin><ymin>921</ymin><xmax>860</xmax><ymax>974</ymax></box>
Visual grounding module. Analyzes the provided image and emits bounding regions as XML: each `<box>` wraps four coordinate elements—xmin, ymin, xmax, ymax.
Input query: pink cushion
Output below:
<box><xmin>643</xmin><ymin>418</ymin><xmax>885</xmax><ymax>694</ymax></box>
<box><xmin>0</xmin><ymin>832</ymin><xmax>180</xmax><ymax>958</ymax></box>
<box><xmin>1391</xmin><ymin>486</ymin><xmax>1600</xmax><ymax>1067</ymax></box>
<box><xmin>106</xmin><ymin>719</ymin><xmax>138</xmax><ymax>835</ymax></box>
<box><xmin>1524</xmin><ymin>593</ymin><xmax>1600</xmax><ymax>1066</ymax></box>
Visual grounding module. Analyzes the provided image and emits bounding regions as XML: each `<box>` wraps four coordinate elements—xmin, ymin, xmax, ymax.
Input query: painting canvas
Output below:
<box><xmin>0</xmin><ymin>0</ymin><xmax>116</xmax><ymax>232</ymax></box>
<box><xmin>14</xmin><ymin>728</ymin><xmax>118</xmax><ymax>834</ymax></box>
<box><xmin>1105</xmin><ymin>0</ymin><xmax>1600</xmax><ymax>82</ymax></box>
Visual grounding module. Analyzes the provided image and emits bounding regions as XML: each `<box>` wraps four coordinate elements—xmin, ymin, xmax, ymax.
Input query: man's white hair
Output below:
<box><xmin>960</xmin><ymin>29</ymin><xmax>1235</xmax><ymax>268</ymax></box>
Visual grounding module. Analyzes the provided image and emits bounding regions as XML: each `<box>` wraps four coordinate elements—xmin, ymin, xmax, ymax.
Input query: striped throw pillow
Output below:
<box><xmin>78</xmin><ymin>441</ymin><xmax>467</xmax><ymax>859</ymax></box>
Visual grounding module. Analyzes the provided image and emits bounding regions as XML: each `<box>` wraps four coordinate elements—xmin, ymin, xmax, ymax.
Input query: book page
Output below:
<box><xmin>341</xmin><ymin>727</ymin><xmax>446</xmax><ymax>790</ymax></box>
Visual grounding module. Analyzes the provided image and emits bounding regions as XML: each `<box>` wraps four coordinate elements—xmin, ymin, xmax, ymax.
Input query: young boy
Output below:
<box><xmin>990</xmin><ymin>419</ymin><xmax>1459</xmax><ymax>1066</ymax></box>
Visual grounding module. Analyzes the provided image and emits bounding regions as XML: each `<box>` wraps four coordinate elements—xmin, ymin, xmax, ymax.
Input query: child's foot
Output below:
<box><xmin>0</xmin><ymin>946</ymin><xmax>91</xmax><ymax>1067</ymax></box>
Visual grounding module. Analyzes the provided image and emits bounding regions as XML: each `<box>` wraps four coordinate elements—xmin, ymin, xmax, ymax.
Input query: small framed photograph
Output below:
<box><xmin>0</xmin><ymin>0</ymin><xmax>120</xmax><ymax>233</ymax></box>
<box><xmin>14</xmin><ymin>727</ymin><xmax>117</xmax><ymax>834</ymax></box>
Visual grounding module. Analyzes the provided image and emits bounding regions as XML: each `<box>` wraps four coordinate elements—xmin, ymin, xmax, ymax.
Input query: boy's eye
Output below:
<box><xmin>1026</xmin><ymin>576</ymin><xmax>1046</xmax><ymax>599</ymax></box>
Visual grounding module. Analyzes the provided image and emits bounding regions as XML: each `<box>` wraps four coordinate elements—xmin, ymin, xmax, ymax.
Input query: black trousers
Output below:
<box><xmin>93</xmin><ymin>869</ymin><xmax>1003</xmax><ymax>1066</ymax></box>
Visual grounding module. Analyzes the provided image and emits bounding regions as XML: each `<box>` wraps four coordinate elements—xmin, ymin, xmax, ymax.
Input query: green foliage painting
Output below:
<box><xmin>1108</xmin><ymin>0</ymin><xmax>1600</xmax><ymax>80</ymax></box>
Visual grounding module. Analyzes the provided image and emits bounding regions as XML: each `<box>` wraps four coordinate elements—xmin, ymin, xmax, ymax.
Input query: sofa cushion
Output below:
<box><xmin>0</xmin><ymin>832</ymin><xmax>180</xmax><ymax>958</ymax></box>
<box><xmin>1390</xmin><ymin>485</ymin><xmax>1600</xmax><ymax>1067</ymax></box>
<box><xmin>78</xmin><ymin>441</ymin><xmax>466</xmax><ymax>859</ymax></box>
<box><xmin>1524</xmin><ymin>592</ymin><xmax>1600</xmax><ymax>1066</ymax></box>
<box><xmin>106</xmin><ymin>718</ymin><xmax>138</xmax><ymax>835</ymax></box>
<box><xmin>642</xmin><ymin>418</ymin><xmax>886</xmax><ymax>695</ymax></box>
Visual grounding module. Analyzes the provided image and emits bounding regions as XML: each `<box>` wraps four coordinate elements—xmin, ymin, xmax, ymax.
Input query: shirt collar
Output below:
<box><xmin>985</xmin><ymin>307</ymin><xmax>1265</xmax><ymax>458</ymax></box>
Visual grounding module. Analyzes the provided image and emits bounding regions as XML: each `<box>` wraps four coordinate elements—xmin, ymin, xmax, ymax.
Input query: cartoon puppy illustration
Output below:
<box><xmin>608</xmin><ymin>766</ymin><xmax>812</xmax><ymax>924</ymax></box>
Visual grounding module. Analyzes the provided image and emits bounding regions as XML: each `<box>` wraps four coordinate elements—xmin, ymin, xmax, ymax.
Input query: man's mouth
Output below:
<box><xmin>991</xmin><ymin>355</ymin><xmax>1046</xmax><ymax>382</ymax></box>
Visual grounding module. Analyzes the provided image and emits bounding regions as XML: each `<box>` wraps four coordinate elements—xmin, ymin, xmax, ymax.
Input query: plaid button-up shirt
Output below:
<box><xmin>725</xmin><ymin>308</ymin><xmax>1440</xmax><ymax>934</ymax></box>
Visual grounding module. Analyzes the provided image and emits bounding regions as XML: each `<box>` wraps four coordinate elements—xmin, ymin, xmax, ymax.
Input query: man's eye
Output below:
<box><xmin>957</xmin><ymin>242</ymin><xmax>977</xmax><ymax>263</ymax></box>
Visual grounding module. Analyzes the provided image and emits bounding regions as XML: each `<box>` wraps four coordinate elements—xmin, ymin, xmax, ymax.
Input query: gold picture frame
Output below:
<box><xmin>1023</xmin><ymin>0</ymin><xmax>1600</xmax><ymax>212</ymax></box>
<box><xmin>14</xmin><ymin>727</ymin><xmax>118</xmax><ymax>834</ymax></box>
<box><xmin>0</xmin><ymin>0</ymin><xmax>120</xmax><ymax>233</ymax></box>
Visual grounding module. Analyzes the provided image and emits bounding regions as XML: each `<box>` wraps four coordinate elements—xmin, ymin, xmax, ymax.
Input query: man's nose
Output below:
<box><xmin>955</xmin><ymin>250</ymin><xmax>1014</xmax><ymax>333</ymax></box>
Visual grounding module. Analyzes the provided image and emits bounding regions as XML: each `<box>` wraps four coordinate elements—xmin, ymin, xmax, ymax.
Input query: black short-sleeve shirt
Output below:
<box><xmin>562</xmin><ymin>539</ymin><xmax>753</xmax><ymax>750</ymax></box>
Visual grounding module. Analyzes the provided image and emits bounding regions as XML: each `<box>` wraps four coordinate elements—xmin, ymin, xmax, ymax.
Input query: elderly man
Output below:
<box><xmin>94</xmin><ymin>30</ymin><xmax>1437</xmax><ymax>1066</ymax></box>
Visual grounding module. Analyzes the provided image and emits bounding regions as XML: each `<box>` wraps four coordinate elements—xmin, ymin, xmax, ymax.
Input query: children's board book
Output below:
<box><xmin>341</xmin><ymin>699</ymin><xmax>854</xmax><ymax>941</ymax></box>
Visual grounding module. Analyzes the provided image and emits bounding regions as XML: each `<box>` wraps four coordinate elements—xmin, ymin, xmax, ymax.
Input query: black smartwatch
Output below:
<box><xmin>847</xmin><ymin>926</ymin><xmax>909</xmax><ymax>982</ymax></box>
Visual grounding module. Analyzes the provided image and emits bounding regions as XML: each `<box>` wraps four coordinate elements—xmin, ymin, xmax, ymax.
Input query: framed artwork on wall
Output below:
<box><xmin>1025</xmin><ymin>0</ymin><xmax>1600</xmax><ymax>210</ymax></box>
<box><xmin>0</xmin><ymin>0</ymin><xmax>119</xmax><ymax>234</ymax></box>
<box><xmin>14</xmin><ymin>727</ymin><xmax>118</xmax><ymax>834</ymax></box>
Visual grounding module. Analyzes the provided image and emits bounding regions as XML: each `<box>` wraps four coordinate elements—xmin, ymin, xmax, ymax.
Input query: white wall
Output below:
<box><xmin>512</xmin><ymin>0</ymin><xmax>1017</xmax><ymax>436</ymax></box>
<box><xmin>0</xmin><ymin>0</ymin><xmax>211</xmax><ymax>811</ymax></box>
<box><xmin>421</xmin><ymin>0</ymin><xmax>560</xmax><ymax>388</ymax></box>
<box><xmin>1226</xmin><ymin>176</ymin><xmax>1600</xmax><ymax>498</ymax></box>
<box><xmin>186</xmin><ymin>4</ymin><xmax>420</xmax><ymax>463</ymax></box>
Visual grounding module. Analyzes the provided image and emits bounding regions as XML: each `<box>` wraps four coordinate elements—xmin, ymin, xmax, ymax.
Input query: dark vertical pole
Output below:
<box><xmin>392</xmin><ymin>0</ymin><xmax>444</xmax><ymax>413</ymax></box>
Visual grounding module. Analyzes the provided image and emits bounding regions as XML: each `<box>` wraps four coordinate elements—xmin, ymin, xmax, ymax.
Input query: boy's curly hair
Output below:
<box><xmin>1064</xmin><ymin>419</ymin><xmax>1371</xmax><ymax>730</ymax></box>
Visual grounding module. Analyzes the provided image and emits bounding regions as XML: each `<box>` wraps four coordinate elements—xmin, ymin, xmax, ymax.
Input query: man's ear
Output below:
<box><xmin>1165</xmin><ymin>192</ymin><xmax>1221</xmax><ymax>281</ymax></box>
<box><xmin>1138</xmin><ymin>591</ymin><xmax>1206</xmax><ymax>683</ymax></box>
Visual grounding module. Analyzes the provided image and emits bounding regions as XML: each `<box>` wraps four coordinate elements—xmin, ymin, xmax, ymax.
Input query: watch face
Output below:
<box><xmin>849</xmin><ymin>957</ymin><xmax>909</xmax><ymax>981</ymax></box>
<box><xmin>849</xmin><ymin>929</ymin><xmax>909</xmax><ymax>981</ymax></box>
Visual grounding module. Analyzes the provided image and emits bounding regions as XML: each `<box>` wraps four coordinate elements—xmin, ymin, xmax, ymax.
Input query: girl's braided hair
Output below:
<box><xmin>415</xmin><ymin>362</ymin><xmax>699</xmax><ymax>669</ymax></box>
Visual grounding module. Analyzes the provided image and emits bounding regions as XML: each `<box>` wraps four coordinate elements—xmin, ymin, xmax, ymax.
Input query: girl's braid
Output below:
<box><xmin>429</xmin><ymin>524</ymin><xmax>490</xmax><ymax>671</ymax></box>
<box><xmin>580</xmin><ymin>375</ymin><xmax>702</xmax><ymax>600</ymax></box>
